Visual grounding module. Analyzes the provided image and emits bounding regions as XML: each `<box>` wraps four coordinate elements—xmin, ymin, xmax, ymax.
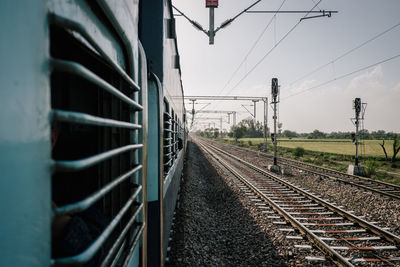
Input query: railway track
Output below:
<box><xmin>208</xmin><ymin>139</ymin><xmax>400</xmax><ymax>201</ymax></box>
<box><xmin>277</xmin><ymin>156</ymin><xmax>400</xmax><ymax>200</ymax></box>
<box><xmin>197</xmin><ymin>139</ymin><xmax>400</xmax><ymax>266</ymax></box>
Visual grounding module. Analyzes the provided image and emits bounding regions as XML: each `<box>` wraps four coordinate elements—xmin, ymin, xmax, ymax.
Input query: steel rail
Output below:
<box><xmin>198</xmin><ymin>142</ymin><xmax>353</xmax><ymax>266</ymax></box>
<box><xmin>282</xmin><ymin>156</ymin><xmax>400</xmax><ymax>190</ymax></box>
<box><xmin>278</xmin><ymin>160</ymin><xmax>400</xmax><ymax>200</ymax></box>
<box><xmin>204</xmin><ymin>141</ymin><xmax>400</xmax><ymax>245</ymax></box>
<box><xmin>210</xmin><ymin>139</ymin><xmax>400</xmax><ymax>200</ymax></box>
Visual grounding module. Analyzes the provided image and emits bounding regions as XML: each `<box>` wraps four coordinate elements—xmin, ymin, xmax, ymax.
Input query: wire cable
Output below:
<box><xmin>288</xmin><ymin>20</ymin><xmax>400</xmax><ymax>87</ymax></box>
<box><xmin>224</xmin><ymin>0</ymin><xmax>323</xmax><ymax>96</ymax></box>
<box><xmin>214</xmin><ymin>0</ymin><xmax>265</xmax><ymax>33</ymax></box>
<box><xmin>281</xmin><ymin>52</ymin><xmax>400</xmax><ymax>100</ymax></box>
<box><xmin>217</xmin><ymin>0</ymin><xmax>288</xmax><ymax>96</ymax></box>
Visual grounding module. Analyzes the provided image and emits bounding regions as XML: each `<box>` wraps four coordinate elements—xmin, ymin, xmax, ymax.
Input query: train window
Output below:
<box><xmin>163</xmin><ymin>100</ymin><xmax>173</xmax><ymax>178</ymax></box>
<box><xmin>49</xmin><ymin>14</ymin><xmax>144</xmax><ymax>266</ymax></box>
<box><xmin>174</xmin><ymin>114</ymin><xmax>178</xmax><ymax>158</ymax></box>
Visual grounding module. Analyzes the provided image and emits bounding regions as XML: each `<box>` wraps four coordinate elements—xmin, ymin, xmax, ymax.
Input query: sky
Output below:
<box><xmin>172</xmin><ymin>0</ymin><xmax>400</xmax><ymax>133</ymax></box>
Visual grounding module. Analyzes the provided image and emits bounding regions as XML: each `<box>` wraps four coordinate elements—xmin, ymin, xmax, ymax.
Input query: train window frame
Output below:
<box><xmin>49</xmin><ymin>9</ymin><xmax>145</xmax><ymax>266</ymax></box>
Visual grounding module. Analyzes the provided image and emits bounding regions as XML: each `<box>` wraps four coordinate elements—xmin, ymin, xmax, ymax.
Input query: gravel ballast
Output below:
<box><xmin>166</xmin><ymin>140</ymin><xmax>301</xmax><ymax>266</ymax></box>
<box><xmin>210</xmin><ymin>140</ymin><xmax>400</xmax><ymax>236</ymax></box>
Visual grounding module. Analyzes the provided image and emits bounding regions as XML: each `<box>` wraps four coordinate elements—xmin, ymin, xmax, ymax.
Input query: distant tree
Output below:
<box><xmin>391</xmin><ymin>135</ymin><xmax>400</xmax><ymax>162</ymax></box>
<box><xmin>379</xmin><ymin>135</ymin><xmax>400</xmax><ymax>162</ymax></box>
<box><xmin>379</xmin><ymin>140</ymin><xmax>388</xmax><ymax>161</ymax></box>
<box><xmin>213</xmin><ymin>129</ymin><xmax>219</xmax><ymax>139</ymax></box>
<box><xmin>310</xmin><ymin>129</ymin><xmax>326</xmax><ymax>139</ymax></box>
<box><xmin>231</xmin><ymin>125</ymin><xmax>246</xmax><ymax>142</ymax></box>
<box><xmin>283</xmin><ymin>130</ymin><xmax>298</xmax><ymax>138</ymax></box>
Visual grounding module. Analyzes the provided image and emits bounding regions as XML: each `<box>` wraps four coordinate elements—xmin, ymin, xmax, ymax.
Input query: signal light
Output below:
<box><xmin>271</xmin><ymin>78</ymin><xmax>279</xmax><ymax>98</ymax></box>
<box><xmin>206</xmin><ymin>0</ymin><xmax>218</xmax><ymax>8</ymax></box>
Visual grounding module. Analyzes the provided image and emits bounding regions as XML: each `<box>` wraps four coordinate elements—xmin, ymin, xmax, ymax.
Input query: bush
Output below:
<box><xmin>365</xmin><ymin>160</ymin><xmax>379</xmax><ymax>177</ymax></box>
<box><xmin>313</xmin><ymin>157</ymin><xmax>324</xmax><ymax>166</ymax></box>
<box><xmin>248</xmin><ymin>140</ymin><xmax>253</xmax><ymax>146</ymax></box>
<box><xmin>293</xmin><ymin>147</ymin><xmax>305</xmax><ymax>158</ymax></box>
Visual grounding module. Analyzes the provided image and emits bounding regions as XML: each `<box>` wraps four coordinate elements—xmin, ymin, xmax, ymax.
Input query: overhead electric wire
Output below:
<box><xmin>172</xmin><ymin>5</ymin><xmax>208</xmax><ymax>35</ymax></box>
<box><xmin>217</xmin><ymin>0</ymin><xmax>288</xmax><ymax>96</ymax></box>
<box><xmin>224</xmin><ymin>0</ymin><xmax>323</xmax><ymax>96</ymax></box>
<box><xmin>288</xmin><ymin>20</ymin><xmax>400</xmax><ymax>87</ymax></box>
<box><xmin>311</xmin><ymin>0</ymin><xmax>322</xmax><ymax>11</ymax></box>
<box><xmin>281</xmin><ymin>52</ymin><xmax>400</xmax><ymax>100</ymax></box>
<box><xmin>214</xmin><ymin>0</ymin><xmax>265</xmax><ymax>33</ymax></box>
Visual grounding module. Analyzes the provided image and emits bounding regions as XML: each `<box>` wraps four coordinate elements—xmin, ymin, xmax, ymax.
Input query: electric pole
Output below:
<box><xmin>263</xmin><ymin>98</ymin><xmax>268</xmax><ymax>151</ymax></box>
<box><xmin>272</xmin><ymin>78</ymin><xmax>279</xmax><ymax>166</ymax></box>
<box><xmin>173</xmin><ymin>2</ymin><xmax>337</xmax><ymax>45</ymax></box>
<box><xmin>348</xmin><ymin>97</ymin><xmax>367</xmax><ymax>176</ymax></box>
<box><xmin>206</xmin><ymin>0</ymin><xmax>218</xmax><ymax>44</ymax></box>
<box><xmin>252</xmin><ymin>100</ymin><xmax>258</xmax><ymax>122</ymax></box>
<box><xmin>354</xmin><ymin>98</ymin><xmax>361</xmax><ymax>166</ymax></box>
<box><xmin>268</xmin><ymin>78</ymin><xmax>281</xmax><ymax>174</ymax></box>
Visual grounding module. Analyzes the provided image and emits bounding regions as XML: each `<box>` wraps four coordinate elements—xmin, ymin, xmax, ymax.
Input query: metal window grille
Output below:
<box><xmin>163</xmin><ymin>101</ymin><xmax>173</xmax><ymax>177</ymax></box>
<box><xmin>49</xmin><ymin>14</ymin><xmax>145</xmax><ymax>266</ymax></box>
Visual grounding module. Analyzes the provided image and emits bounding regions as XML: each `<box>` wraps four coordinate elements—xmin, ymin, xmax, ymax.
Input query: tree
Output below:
<box><xmin>213</xmin><ymin>129</ymin><xmax>219</xmax><ymax>139</ymax></box>
<box><xmin>283</xmin><ymin>130</ymin><xmax>298</xmax><ymax>138</ymax></box>
<box><xmin>310</xmin><ymin>129</ymin><xmax>326</xmax><ymax>139</ymax></box>
<box><xmin>391</xmin><ymin>135</ymin><xmax>400</xmax><ymax>162</ymax></box>
<box><xmin>231</xmin><ymin>125</ymin><xmax>246</xmax><ymax>142</ymax></box>
<box><xmin>379</xmin><ymin>140</ymin><xmax>388</xmax><ymax>161</ymax></box>
<box><xmin>378</xmin><ymin>135</ymin><xmax>400</xmax><ymax>162</ymax></box>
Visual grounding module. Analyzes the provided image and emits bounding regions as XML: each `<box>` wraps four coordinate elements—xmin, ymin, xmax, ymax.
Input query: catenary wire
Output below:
<box><xmin>217</xmin><ymin>0</ymin><xmax>288</xmax><ymax>96</ymax></box>
<box><xmin>223</xmin><ymin>0</ymin><xmax>322</xmax><ymax>96</ymax></box>
<box><xmin>281</xmin><ymin>52</ymin><xmax>400</xmax><ymax>100</ymax></box>
<box><xmin>288</xmin><ymin>20</ymin><xmax>400</xmax><ymax>87</ymax></box>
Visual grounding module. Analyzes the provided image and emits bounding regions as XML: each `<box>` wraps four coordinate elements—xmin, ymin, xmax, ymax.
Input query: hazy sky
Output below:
<box><xmin>172</xmin><ymin>0</ymin><xmax>400</xmax><ymax>133</ymax></box>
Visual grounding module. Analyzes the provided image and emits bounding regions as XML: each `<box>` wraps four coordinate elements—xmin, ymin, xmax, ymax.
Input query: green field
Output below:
<box><xmin>226</xmin><ymin>138</ymin><xmax>395</xmax><ymax>158</ymax></box>
<box><xmin>219</xmin><ymin>137</ymin><xmax>400</xmax><ymax>184</ymax></box>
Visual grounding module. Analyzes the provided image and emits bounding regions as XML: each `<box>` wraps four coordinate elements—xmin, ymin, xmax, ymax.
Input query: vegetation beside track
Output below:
<box><xmin>211</xmin><ymin>137</ymin><xmax>400</xmax><ymax>186</ymax></box>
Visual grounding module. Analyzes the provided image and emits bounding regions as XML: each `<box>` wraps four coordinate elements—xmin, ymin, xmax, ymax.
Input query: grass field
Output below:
<box><xmin>228</xmin><ymin>138</ymin><xmax>395</xmax><ymax>158</ymax></box>
<box><xmin>219</xmin><ymin>137</ymin><xmax>400</xmax><ymax>184</ymax></box>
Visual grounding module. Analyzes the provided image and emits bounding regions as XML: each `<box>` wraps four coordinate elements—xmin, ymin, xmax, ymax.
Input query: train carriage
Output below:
<box><xmin>0</xmin><ymin>0</ymin><xmax>185</xmax><ymax>266</ymax></box>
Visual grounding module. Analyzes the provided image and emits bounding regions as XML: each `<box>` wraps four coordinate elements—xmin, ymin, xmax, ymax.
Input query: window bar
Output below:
<box><xmin>54</xmin><ymin>144</ymin><xmax>143</xmax><ymax>172</ymax></box>
<box><xmin>51</xmin><ymin>109</ymin><xmax>142</xmax><ymax>130</ymax></box>
<box><xmin>100</xmin><ymin>204</ymin><xmax>143</xmax><ymax>267</ymax></box>
<box><xmin>51</xmin><ymin>186</ymin><xmax>142</xmax><ymax>266</ymax></box>
<box><xmin>51</xmin><ymin>59</ymin><xmax>142</xmax><ymax>111</ymax></box>
<box><xmin>53</xmin><ymin>165</ymin><xmax>142</xmax><ymax>216</ymax></box>
<box><xmin>121</xmin><ymin>223</ymin><xmax>145</xmax><ymax>266</ymax></box>
<box><xmin>49</xmin><ymin>14</ymin><xmax>140</xmax><ymax>92</ymax></box>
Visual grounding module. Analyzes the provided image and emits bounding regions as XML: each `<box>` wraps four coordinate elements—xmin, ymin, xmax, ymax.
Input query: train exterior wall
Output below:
<box><xmin>0</xmin><ymin>1</ymin><xmax>51</xmax><ymax>265</ymax></box>
<box><xmin>140</xmin><ymin>1</ymin><xmax>185</xmax><ymax>266</ymax></box>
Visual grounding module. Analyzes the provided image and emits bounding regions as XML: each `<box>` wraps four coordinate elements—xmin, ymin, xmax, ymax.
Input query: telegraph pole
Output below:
<box><xmin>354</xmin><ymin>98</ymin><xmax>361</xmax><ymax>166</ymax></box>
<box><xmin>348</xmin><ymin>98</ymin><xmax>367</xmax><ymax>176</ymax></box>
<box><xmin>263</xmin><ymin>98</ymin><xmax>268</xmax><ymax>151</ymax></box>
<box><xmin>206</xmin><ymin>0</ymin><xmax>218</xmax><ymax>44</ymax></box>
<box><xmin>268</xmin><ymin>78</ymin><xmax>281</xmax><ymax>173</ymax></box>
<box><xmin>272</xmin><ymin>78</ymin><xmax>278</xmax><ymax>166</ymax></box>
<box><xmin>252</xmin><ymin>100</ymin><xmax>258</xmax><ymax>122</ymax></box>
